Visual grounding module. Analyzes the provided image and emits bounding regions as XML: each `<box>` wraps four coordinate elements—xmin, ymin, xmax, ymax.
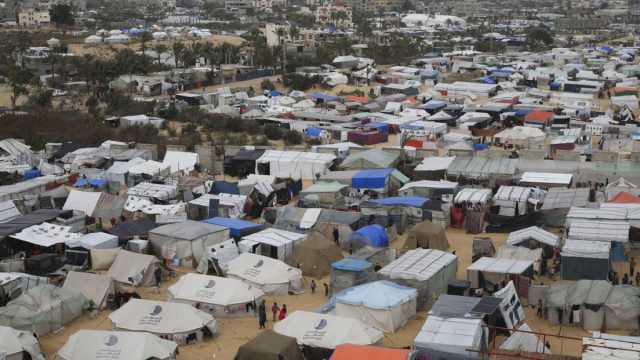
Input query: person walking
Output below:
<box><xmin>153</xmin><ymin>266</ymin><xmax>162</xmax><ymax>294</ymax></box>
<box><xmin>333</xmin><ymin>227</ymin><xmax>339</xmax><ymax>246</ymax></box>
<box><xmin>310</xmin><ymin>279</ymin><xmax>316</xmax><ymax>294</ymax></box>
<box><xmin>271</xmin><ymin>302</ymin><xmax>280</xmax><ymax>322</ymax></box>
<box><xmin>623</xmin><ymin>273</ymin><xmax>630</xmax><ymax>285</ymax></box>
<box><xmin>278</xmin><ymin>304</ymin><xmax>287</xmax><ymax>321</ymax></box>
<box><xmin>323</xmin><ymin>283</ymin><xmax>329</xmax><ymax>297</ymax></box>
<box><xmin>631</xmin><ymin>258</ymin><xmax>636</xmax><ymax>279</ymax></box>
<box><xmin>258</xmin><ymin>300</ymin><xmax>267</xmax><ymax>329</ymax></box>
<box><xmin>536</xmin><ymin>299</ymin><xmax>544</xmax><ymax>318</ymax></box>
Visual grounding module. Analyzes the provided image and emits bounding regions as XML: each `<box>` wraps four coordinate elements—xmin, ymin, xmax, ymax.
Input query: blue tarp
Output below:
<box><xmin>369</xmin><ymin>196</ymin><xmax>429</xmax><ymax>208</ymax></box>
<box><xmin>364</xmin><ymin>122</ymin><xmax>389</xmax><ymax>135</ymax></box>
<box><xmin>270</xmin><ymin>90</ymin><xmax>281</xmax><ymax>97</ymax></box>
<box><xmin>549</xmin><ymin>82</ymin><xmax>561</xmax><ymax>91</ymax></box>
<box><xmin>74</xmin><ymin>178</ymin><xmax>88</xmax><ymax>187</ymax></box>
<box><xmin>515</xmin><ymin>109</ymin><xmax>532</xmax><ymax>117</ymax></box>
<box><xmin>491</xmin><ymin>70</ymin><xmax>513</xmax><ymax>78</ymax></box>
<box><xmin>304</xmin><ymin>127</ymin><xmax>323</xmax><ymax>137</ymax></box>
<box><xmin>480</xmin><ymin>76</ymin><xmax>497</xmax><ymax>84</ymax></box>
<box><xmin>474</xmin><ymin>143</ymin><xmax>489</xmax><ymax>151</ymax></box>
<box><xmin>310</xmin><ymin>93</ymin><xmax>339</xmax><ymax>102</ymax></box>
<box><xmin>351</xmin><ymin>168</ymin><xmax>394</xmax><ymax>189</ymax></box>
<box><xmin>350</xmin><ymin>224</ymin><xmax>389</xmax><ymax>247</ymax></box>
<box><xmin>331</xmin><ymin>258</ymin><xmax>373</xmax><ymax>272</ymax></box>
<box><xmin>599</xmin><ymin>46</ymin><xmax>614</xmax><ymax>54</ymax></box>
<box><xmin>204</xmin><ymin>217</ymin><xmax>265</xmax><ymax>238</ymax></box>
<box><xmin>73</xmin><ymin>178</ymin><xmax>106</xmax><ymax>188</ymax></box>
<box><xmin>209</xmin><ymin>181</ymin><xmax>239</xmax><ymax>195</ymax></box>
<box><xmin>23</xmin><ymin>169</ymin><xmax>41</xmax><ymax>180</ymax></box>
<box><xmin>335</xmin><ymin>280</ymin><xmax>417</xmax><ymax>309</ymax></box>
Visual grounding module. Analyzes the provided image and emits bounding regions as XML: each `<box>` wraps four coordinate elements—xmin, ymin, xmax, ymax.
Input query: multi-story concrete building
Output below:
<box><xmin>315</xmin><ymin>2</ymin><xmax>353</xmax><ymax>28</ymax></box>
<box><xmin>18</xmin><ymin>8</ymin><xmax>50</xmax><ymax>27</ymax></box>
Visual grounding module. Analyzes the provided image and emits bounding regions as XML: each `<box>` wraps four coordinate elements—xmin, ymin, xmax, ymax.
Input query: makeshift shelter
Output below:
<box><xmin>350</xmin><ymin>168</ymin><xmax>409</xmax><ymax>195</ymax></box>
<box><xmin>499</xmin><ymin>323</ymin><xmax>550</xmax><ymax>355</ymax></box>
<box><xmin>255</xmin><ymin>150</ymin><xmax>335</xmax><ymax>179</ymax></box>
<box><xmin>545</xmin><ymin>280</ymin><xmax>614</xmax><ymax>330</ymax></box>
<box><xmin>447</xmin><ymin>157</ymin><xmax>517</xmax><ymax>184</ymax></box>
<box><xmin>472</xmin><ymin>238</ymin><xmax>496</xmax><ymax>262</ymax></box>
<box><xmin>604</xmin><ymin>285</ymin><xmax>640</xmax><ymax>330</ymax></box>
<box><xmin>106</xmin><ymin>218</ymin><xmax>157</xmax><ymax>241</ymax></box>
<box><xmin>62</xmin><ymin>271</ymin><xmax>114</xmax><ymax>309</ymax></box>
<box><xmin>414</xmin><ymin>316</ymin><xmax>486</xmax><ymax>359</ymax></box>
<box><xmin>413</xmin><ymin>157</ymin><xmax>456</xmax><ymax>181</ymax></box>
<box><xmin>300</xmin><ymin>181</ymin><xmax>348</xmax><ymax>208</ymax></box>
<box><xmin>109</xmin><ymin>299</ymin><xmax>217</xmax><ymax>344</ymax></box>
<box><xmin>403</xmin><ymin>220</ymin><xmax>449</xmax><ymax>250</ymax></box>
<box><xmin>57</xmin><ymin>330</ymin><xmax>177</xmax><ymax>360</ymax></box>
<box><xmin>568</xmin><ymin>220</ymin><xmax>630</xmax><ymax>243</ymax></box>
<box><xmin>274</xmin><ymin>311</ymin><xmax>384</xmax><ymax>359</ymax></box>
<box><xmin>149</xmin><ymin>221</ymin><xmax>229</xmax><ymax>267</ymax></box>
<box><xmin>238</xmin><ymin>228</ymin><xmax>306</xmax><ymax>261</ymax></box>
<box><xmin>225</xmin><ymin>253</ymin><xmax>303</xmax><ymax>295</ymax></box>
<box><xmin>287</xmin><ymin>231</ymin><xmax>343</xmax><ymax>278</ymax></box>
<box><xmin>203</xmin><ymin>217</ymin><xmax>264</xmax><ymax>240</ymax></box>
<box><xmin>0</xmin><ymin>325</ymin><xmax>44</xmax><ymax>360</ymax></box>
<box><xmin>168</xmin><ymin>273</ymin><xmax>264</xmax><ymax>317</ymax></box>
<box><xmin>467</xmin><ymin>257</ymin><xmax>534</xmax><ymax>295</ymax></box>
<box><xmin>235</xmin><ymin>330</ymin><xmax>304</xmax><ymax>360</ymax></box>
<box><xmin>334</xmin><ymin>280</ymin><xmax>417</xmax><ymax>333</ymax></box>
<box><xmin>9</xmin><ymin>222</ymin><xmax>80</xmax><ymax>248</ymax></box>
<box><xmin>496</xmin><ymin>245</ymin><xmax>544</xmax><ymax>273</ymax></box>
<box><xmin>361</xmin><ymin>196</ymin><xmax>432</xmax><ymax>230</ymax></box>
<box><xmin>105</xmin><ymin>158</ymin><xmax>147</xmax><ymax>186</ymax></box>
<box><xmin>187</xmin><ymin>193</ymin><xmax>247</xmax><ymax>219</ymax></box>
<box><xmin>66</xmin><ymin>232</ymin><xmax>119</xmax><ymax>250</ymax></box>
<box><xmin>378</xmin><ymin>249</ymin><xmax>457</xmax><ymax>310</ymax></box>
<box><xmin>399</xmin><ymin>180</ymin><xmax>458</xmax><ymax>201</ymax></box>
<box><xmin>340</xmin><ymin>149</ymin><xmax>399</xmax><ymax>170</ymax></box>
<box><xmin>224</xmin><ymin>148</ymin><xmax>265</xmax><ymax>178</ymax></box>
<box><xmin>62</xmin><ymin>189</ymin><xmax>125</xmax><ymax>220</ymax></box>
<box><xmin>0</xmin><ymin>284</ymin><xmax>89</xmax><ymax>336</ymax></box>
<box><xmin>348</xmin><ymin>224</ymin><xmax>389</xmax><ymax>248</ymax></box>
<box><xmin>519</xmin><ymin>172</ymin><xmax>573</xmax><ymax>188</ymax></box>
<box><xmin>162</xmin><ymin>151</ymin><xmax>198</xmax><ymax>174</ymax></box>
<box><xmin>506</xmin><ymin>226</ymin><xmax>560</xmax><ymax>250</ymax></box>
<box><xmin>330</xmin><ymin>258</ymin><xmax>375</xmax><ymax>294</ymax></box>
<box><xmin>330</xmin><ymin>344</ymin><xmax>410</xmax><ymax>360</ymax></box>
<box><xmin>561</xmin><ymin>240</ymin><xmax>610</xmax><ymax>280</ymax></box>
<box><xmin>539</xmin><ymin>188</ymin><xmax>590</xmax><ymax>227</ymax></box>
<box><xmin>107</xmin><ymin>249</ymin><xmax>161</xmax><ymax>286</ymax></box>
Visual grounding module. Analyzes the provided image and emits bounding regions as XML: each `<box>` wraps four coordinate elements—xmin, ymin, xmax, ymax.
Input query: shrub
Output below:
<box><xmin>264</xmin><ymin>124</ymin><xmax>284</xmax><ymax>140</ymax></box>
<box><xmin>283</xmin><ymin>130</ymin><xmax>303</xmax><ymax>145</ymax></box>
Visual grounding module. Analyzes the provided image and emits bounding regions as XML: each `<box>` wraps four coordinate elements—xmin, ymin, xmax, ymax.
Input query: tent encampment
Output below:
<box><xmin>168</xmin><ymin>273</ymin><xmax>265</xmax><ymax>317</ymax></box>
<box><xmin>348</xmin><ymin>224</ymin><xmax>389</xmax><ymax>248</ymax></box>
<box><xmin>334</xmin><ymin>280</ymin><xmax>417</xmax><ymax>332</ymax></box>
<box><xmin>238</xmin><ymin>228</ymin><xmax>306</xmax><ymax>261</ymax></box>
<box><xmin>255</xmin><ymin>150</ymin><xmax>336</xmax><ymax>179</ymax></box>
<box><xmin>235</xmin><ymin>330</ymin><xmax>304</xmax><ymax>360</ymax></box>
<box><xmin>149</xmin><ymin>221</ymin><xmax>229</xmax><ymax>267</ymax></box>
<box><xmin>404</xmin><ymin>220</ymin><xmax>449</xmax><ymax>250</ymax></box>
<box><xmin>287</xmin><ymin>230</ymin><xmax>343</xmax><ymax>278</ymax></box>
<box><xmin>107</xmin><ymin>250</ymin><xmax>161</xmax><ymax>286</ymax></box>
<box><xmin>109</xmin><ymin>299</ymin><xmax>217</xmax><ymax>344</ymax></box>
<box><xmin>62</xmin><ymin>271</ymin><xmax>114</xmax><ymax>309</ymax></box>
<box><xmin>57</xmin><ymin>330</ymin><xmax>178</xmax><ymax>360</ymax></box>
<box><xmin>225</xmin><ymin>253</ymin><xmax>303</xmax><ymax>295</ymax></box>
<box><xmin>0</xmin><ymin>325</ymin><xmax>44</xmax><ymax>360</ymax></box>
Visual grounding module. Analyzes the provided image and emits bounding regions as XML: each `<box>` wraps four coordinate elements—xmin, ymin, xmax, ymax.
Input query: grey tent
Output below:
<box><xmin>235</xmin><ymin>330</ymin><xmax>304</xmax><ymax>360</ymax></box>
<box><xmin>404</xmin><ymin>220</ymin><xmax>449</xmax><ymax>251</ymax></box>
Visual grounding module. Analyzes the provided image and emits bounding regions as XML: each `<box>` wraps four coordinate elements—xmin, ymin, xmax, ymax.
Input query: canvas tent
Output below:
<box><xmin>403</xmin><ymin>220</ymin><xmax>449</xmax><ymax>250</ymax></box>
<box><xmin>149</xmin><ymin>221</ymin><xmax>229</xmax><ymax>266</ymax></box>
<box><xmin>545</xmin><ymin>280</ymin><xmax>614</xmax><ymax>330</ymax></box>
<box><xmin>506</xmin><ymin>226</ymin><xmax>560</xmax><ymax>250</ymax></box>
<box><xmin>225</xmin><ymin>253</ymin><xmax>303</xmax><ymax>295</ymax></box>
<box><xmin>334</xmin><ymin>280</ymin><xmax>417</xmax><ymax>333</ymax></box>
<box><xmin>287</xmin><ymin>230</ymin><xmax>343</xmax><ymax>278</ymax></box>
<box><xmin>561</xmin><ymin>240</ymin><xmax>610</xmax><ymax>280</ymax></box>
<box><xmin>330</xmin><ymin>258</ymin><xmax>376</xmax><ymax>294</ymax></box>
<box><xmin>238</xmin><ymin>228</ymin><xmax>306</xmax><ymax>261</ymax></box>
<box><xmin>0</xmin><ymin>284</ymin><xmax>89</xmax><ymax>336</ymax></box>
<box><xmin>109</xmin><ymin>299</ymin><xmax>217</xmax><ymax>344</ymax></box>
<box><xmin>467</xmin><ymin>257</ymin><xmax>534</xmax><ymax>294</ymax></box>
<box><xmin>235</xmin><ymin>330</ymin><xmax>304</xmax><ymax>360</ymax></box>
<box><xmin>255</xmin><ymin>150</ymin><xmax>335</xmax><ymax>179</ymax></box>
<box><xmin>0</xmin><ymin>325</ymin><xmax>44</xmax><ymax>360</ymax></box>
<box><xmin>62</xmin><ymin>271</ymin><xmax>114</xmax><ymax>309</ymax></box>
<box><xmin>57</xmin><ymin>330</ymin><xmax>177</xmax><ymax>360</ymax></box>
<box><xmin>414</xmin><ymin>316</ymin><xmax>486</xmax><ymax>359</ymax></box>
<box><xmin>604</xmin><ymin>285</ymin><xmax>640</xmax><ymax>331</ymax></box>
<box><xmin>168</xmin><ymin>273</ymin><xmax>264</xmax><ymax>317</ymax></box>
<box><xmin>63</xmin><ymin>190</ymin><xmax>125</xmax><ymax>220</ymax></box>
<box><xmin>274</xmin><ymin>311</ymin><xmax>384</xmax><ymax>359</ymax></box>
<box><xmin>107</xmin><ymin>249</ymin><xmax>161</xmax><ymax>286</ymax></box>
<box><xmin>378</xmin><ymin>249</ymin><xmax>457</xmax><ymax>310</ymax></box>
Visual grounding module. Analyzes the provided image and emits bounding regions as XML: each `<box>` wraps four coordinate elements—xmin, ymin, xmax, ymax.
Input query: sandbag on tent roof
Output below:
<box><xmin>404</xmin><ymin>220</ymin><xmax>449</xmax><ymax>250</ymax></box>
<box><xmin>236</xmin><ymin>330</ymin><xmax>304</xmax><ymax>360</ymax></box>
<box><xmin>331</xmin><ymin>344</ymin><xmax>410</xmax><ymax>360</ymax></box>
<box><xmin>149</xmin><ymin>221</ymin><xmax>229</xmax><ymax>266</ymax></box>
<box><xmin>66</xmin><ymin>232</ymin><xmax>118</xmax><ymax>250</ymax></box>
<box><xmin>58</xmin><ymin>330</ymin><xmax>177</xmax><ymax>360</ymax></box>
<box><xmin>225</xmin><ymin>253</ymin><xmax>303</xmax><ymax>295</ymax></box>
<box><xmin>349</xmin><ymin>224</ymin><xmax>389</xmax><ymax>248</ymax></box>
<box><xmin>334</xmin><ymin>280</ymin><xmax>417</xmax><ymax>333</ymax></box>
<box><xmin>0</xmin><ymin>284</ymin><xmax>89</xmax><ymax>336</ymax></box>
<box><xmin>62</xmin><ymin>271</ymin><xmax>114</xmax><ymax>309</ymax></box>
<box><xmin>274</xmin><ymin>311</ymin><xmax>384</xmax><ymax>351</ymax></box>
<box><xmin>0</xmin><ymin>325</ymin><xmax>44</xmax><ymax>360</ymax></box>
<box><xmin>168</xmin><ymin>273</ymin><xmax>265</xmax><ymax>317</ymax></box>
<box><xmin>506</xmin><ymin>226</ymin><xmax>560</xmax><ymax>248</ymax></box>
<box><xmin>203</xmin><ymin>217</ymin><xmax>264</xmax><ymax>238</ymax></box>
<box><xmin>107</xmin><ymin>249</ymin><xmax>161</xmax><ymax>286</ymax></box>
<box><xmin>287</xmin><ymin>230</ymin><xmax>343</xmax><ymax>278</ymax></box>
<box><xmin>340</xmin><ymin>149</ymin><xmax>399</xmax><ymax>170</ymax></box>
<box><xmin>109</xmin><ymin>299</ymin><xmax>217</xmax><ymax>339</ymax></box>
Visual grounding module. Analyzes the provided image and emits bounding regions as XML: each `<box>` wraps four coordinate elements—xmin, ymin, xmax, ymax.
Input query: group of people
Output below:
<box><xmin>258</xmin><ymin>300</ymin><xmax>287</xmax><ymax>329</ymax></box>
<box><xmin>608</xmin><ymin>257</ymin><xmax>639</xmax><ymax>286</ymax></box>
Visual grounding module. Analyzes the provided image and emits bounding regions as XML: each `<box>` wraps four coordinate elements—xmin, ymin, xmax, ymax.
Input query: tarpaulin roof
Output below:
<box><xmin>203</xmin><ymin>217</ymin><xmax>264</xmax><ymax>238</ymax></box>
<box><xmin>304</xmin><ymin>127</ymin><xmax>323</xmax><ymax>137</ymax></box>
<box><xmin>310</xmin><ymin>93</ymin><xmax>339</xmax><ymax>102</ymax></box>
<box><xmin>335</xmin><ymin>280</ymin><xmax>416</xmax><ymax>309</ymax></box>
<box><xmin>209</xmin><ymin>181</ymin><xmax>239</xmax><ymax>195</ymax></box>
<box><xmin>330</xmin><ymin>344</ymin><xmax>409</xmax><ymax>360</ymax></box>
<box><xmin>332</xmin><ymin>258</ymin><xmax>373</xmax><ymax>272</ymax></box>
<box><xmin>106</xmin><ymin>218</ymin><xmax>157</xmax><ymax>240</ymax></box>
<box><xmin>367</xmin><ymin>196</ymin><xmax>429</xmax><ymax>208</ymax></box>
<box><xmin>609</xmin><ymin>192</ymin><xmax>640</xmax><ymax>204</ymax></box>
<box><xmin>352</xmin><ymin>168</ymin><xmax>395</xmax><ymax>189</ymax></box>
<box><xmin>350</xmin><ymin>224</ymin><xmax>389</xmax><ymax>247</ymax></box>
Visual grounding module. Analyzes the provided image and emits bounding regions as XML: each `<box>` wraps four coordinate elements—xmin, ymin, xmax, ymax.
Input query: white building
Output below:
<box><xmin>18</xmin><ymin>8</ymin><xmax>50</xmax><ymax>27</ymax></box>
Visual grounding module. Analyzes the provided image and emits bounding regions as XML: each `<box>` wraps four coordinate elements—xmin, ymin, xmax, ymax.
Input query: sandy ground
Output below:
<box><xmin>38</xmin><ymin>226</ymin><xmax>635</xmax><ymax>359</ymax></box>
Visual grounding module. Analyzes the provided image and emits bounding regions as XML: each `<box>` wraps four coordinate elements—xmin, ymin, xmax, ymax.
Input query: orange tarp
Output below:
<box><xmin>345</xmin><ymin>96</ymin><xmax>369</xmax><ymax>104</ymax></box>
<box><xmin>330</xmin><ymin>344</ymin><xmax>410</xmax><ymax>360</ymax></box>
<box><xmin>609</xmin><ymin>191</ymin><xmax>640</xmax><ymax>204</ymax></box>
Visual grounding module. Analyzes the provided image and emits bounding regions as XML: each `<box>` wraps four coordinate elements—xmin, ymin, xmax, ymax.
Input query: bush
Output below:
<box><xmin>264</xmin><ymin>124</ymin><xmax>284</xmax><ymax>140</ymax></box>
<box><xmin>261</xmin><ymin>79</ymin><xmax>276</xmax><ymax>91</ymax></box>
<box><xmin>283</xmin><ymin>130</ymin><xmax>303</xmax><ymax>145</ymax></box>
<box><xmin>252</xmin><ymin>135</ymin><xmax>270</xmax><ymax>146</ymax></box>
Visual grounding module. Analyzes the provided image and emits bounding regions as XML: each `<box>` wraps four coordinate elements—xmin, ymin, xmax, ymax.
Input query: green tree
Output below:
<box><xmin>139</xmin><ymin>31</ymin><xmax>153</xmax><ymax>61</ymax></box>
<box><xmin>171</xmin><ymin>41</ymin><xmax>185</xmax><ymax>69</ymax></box>
<box><xmin>50</xmin><ymin>4</ymin><xmax>75</xmax><ymax>30</ymax></box>
<box><xmin>283</xmin><ymin>130</ymin><xmax>303</xmax><ymax>145</ymax></box>
<box><xmin>152</xmin><ymin>43</ymin><xmax>168</xmax><ymax>65</ymax></box>
<box><xmin>7</xmin><ymin>65</ymin><xmax>33</xmax><ymax>109</ymax></box>
<box><xmin>526</xmin><ymin>27</ymin><xmax>553</xmax><ymax>50</ymax></box>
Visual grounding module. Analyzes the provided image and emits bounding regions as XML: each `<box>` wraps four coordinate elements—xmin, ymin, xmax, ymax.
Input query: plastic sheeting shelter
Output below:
<box><xmin>378</xmin><ymin>249</ymin><xmax>457</xmax><ymax>310</ymax></box>
<box><xmin>0</xmin><ymin>325</ymin><xmax>44</xmax><ymax>360</ymax></box>
<box><xmin>149</xmin><ymin>221</ymin><xmax>230</xmax><ymax>267</ymax></box>
<box><xmin>235</xmin><ymin>330</ymin><xmax>304</xmax><ymax>360</ymax></box>
<box><xmin>414</xmin><ymin>316</ymin><xmax>486</xmax><ymax>359</ymax></box>
<box><xmin>348</xmin><ymin>224</ymin><xmax>389</xmax><ymax>248</ymax></box>
<box><xmin>226</xmin><ymin>253</ymin><xmax>303</xmax><ymax>296</ymax></box>
<box><xmin>404</xmin><ymin>220</ymin><xmax>449</xmax><ymax>250</ymax></box>
<box><xmin>561</xmin><ymin>240</ymin><xmax>610</xmax><ymax>280</ymax></box>
<box><xmin>340</xmin><ymin>149</ymin><xmax>399</xmax><ymax>170</ymax></box>
<box><xmin>0</xmin><ymin>284</ymin><xmax>89</xmax><ymax>336</ymax></box>
<box><xmin>66</xmin><ymin>232</ymin><xmax>118</xmax><ymax>250</ymax></box>
<box><xmin>334</xmin><ymin>280</ymin><xmax>417</xmax><ymax>332</ymax></box>
<box><xmin>168</xmin><ymin>273</ymin><xmax>264</xmax><ymax>317</ymax></box>
<box><xmin>467</xmin><ymin>257</ymin><xmax>534</xmax><ymax>292</ymax></box>
<box><xmin>107</xmin><ymin>250</ymin><xmax>161</xmax><ymax>286</ymax></box>
<box><xmin>506</xmin><ymin>226</ymin><xmax>560</xmax><ymax>249</ymax></box>
<box><xmin>238</xmin><ymin>228</ymin><xmax>306</xmax><ymax>261</ymax></box>
<box><xmin>256</xmin><ymin>150</ymin><xmax>336</xmax><ymax>180</ymax></box>
<box><xmin>57</xmin><ymin>330</ymin><xmax>177</xmax><ymax>360</ymax></box>
<box><xmin>62</xmin><ymin>271</ymin><xmax>114</xmax><ymax>309</ymax></box>
<box><xmin>330</xmin><ymin>258</ymin><xmax>375</xmax><ymax>294</ymax></box>
<box><xmin>203</xmin><ymin>217</ymin><xmax>264</xmax><ymax>239</ymax></box>
<box><xmin>109</xmin><ymin>299</ymin><xmax>216</xmax><ymax>344</ymax></box>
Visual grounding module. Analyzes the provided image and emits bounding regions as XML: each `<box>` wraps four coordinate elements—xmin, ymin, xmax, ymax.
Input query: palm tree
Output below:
<box><xmin>139</xmin><ymin>31</ymin><xmax>153</xmax><ymax>65</ymax></box>
<box><xmin>276</xmin><ymin>27</ymin><xmax>287</xmax><ymax>72</ymax></box>
<box><xmin>171</xmin><ymin>41</ymin><xmax>185</xmax><ymax>69</ymax></box>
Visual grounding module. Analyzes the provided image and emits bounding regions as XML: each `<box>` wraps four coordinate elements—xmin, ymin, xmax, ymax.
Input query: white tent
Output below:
<box><xmin>127</xmin><ymin>182</ymin><xmax>176</xmax><ymax>201</ymax></box>
<box><xmin>499</xmin><ymin>323</ymin><xmax>550</xmax><ymax>354</ymax></box>
<box><xmin>0</xmin><ymin>325</ymin><xmax>44</xmax><ymax>360</ymax></box>
<box><xmin>0</xmin><ymin>200</ymin><xmax>21</xmax><ymax>223</ymax></box>
<box><xmin>506</xmin><ymin>226</ymin><xmax>560</xmax><ymax>248</ymax></box>
<box><xmin>225</xmin><ymin>253</ymin><xmax>303</xmax><ymax>295</ymax></box>
<box><xmin>128</xmin><ymin>160</ymin><xmax>171</xmax><ymax>178</ymax></box>
<box><xmin>238</xmin><ymin>228</ymin><xmax>306</xmax><ymax>261</ymax></box>
<box><xmin>63</xmin><ymin>190</ymin><xmax>102</xmax><ymax>217</ymax></box>
<box><xmin>255</xmin><ymin>150</ymin><xmax>336</xmax><ymax>180</ymax></box>
<box><xmin>62</xmin><ymin>271</ymin><xmax>114</xmax><ymax>309</ymax></box>
<box><xmin>57</xmin><ymin>330</ymin><xmax>177</xmax><ymax>360</ymax></box>
<box><xmin>109</xmin><ymin>299</ymin><xmax>216</xmax><ymax>344</ymax></box>
<box><xmin>168</xmin><ymin>273</ymin><xmax>264</xmax><ymax>317</ymax></box>
<box><xmin>467</xmin><ymin>257</ymin><xmax>533</xmax><ymax>289</ymax></box>
<box><xmin>10</xmin><ymin>222</ymin><xmax>80</xmax><ymax>248</ymax></box>
<box><xmin>66</xmin><ymin>232</ymin><xmax>118</xmax><ymax>250</ymax></box>
<box><xmin>106</xmin><ymin>158</ymin><xmax>146</xmax><ymax>185</ymax></box>
<box><xmin>107</xmin><ymin>250</ymin><xmax>161</xmax><ymax>286</ymax></box>
<box><xmin>149</xmin><ymin>221</ymin><xmax>229</xmax><ymax>267</ymax></box>
<box><xmin>188</xmin><ymin>193</ymin><xmax>247</xmax><ymax>218</ymax></box>
<box><xmin>274</xmin><ymin>311</ymin><xmax>384</xmax><ymax>349</ymax></box>
<box><xmin>414</xmin><ymin>316</ymin><xmax>486</xmax><ymax>358</ymax></box>
<box><xmin>334</xmin><ymin>280</ymin><xmax>417</xmax><ymax>333</ymax></box>
<box><xmin>162</xmin><ymin>151</ymin><xmax>199</xmax><ymax>174</ymax></box>
<box><xmin>0</xmin><ymin>272</ymin><xmax>48</xmax><ymax>301</ymax></box>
